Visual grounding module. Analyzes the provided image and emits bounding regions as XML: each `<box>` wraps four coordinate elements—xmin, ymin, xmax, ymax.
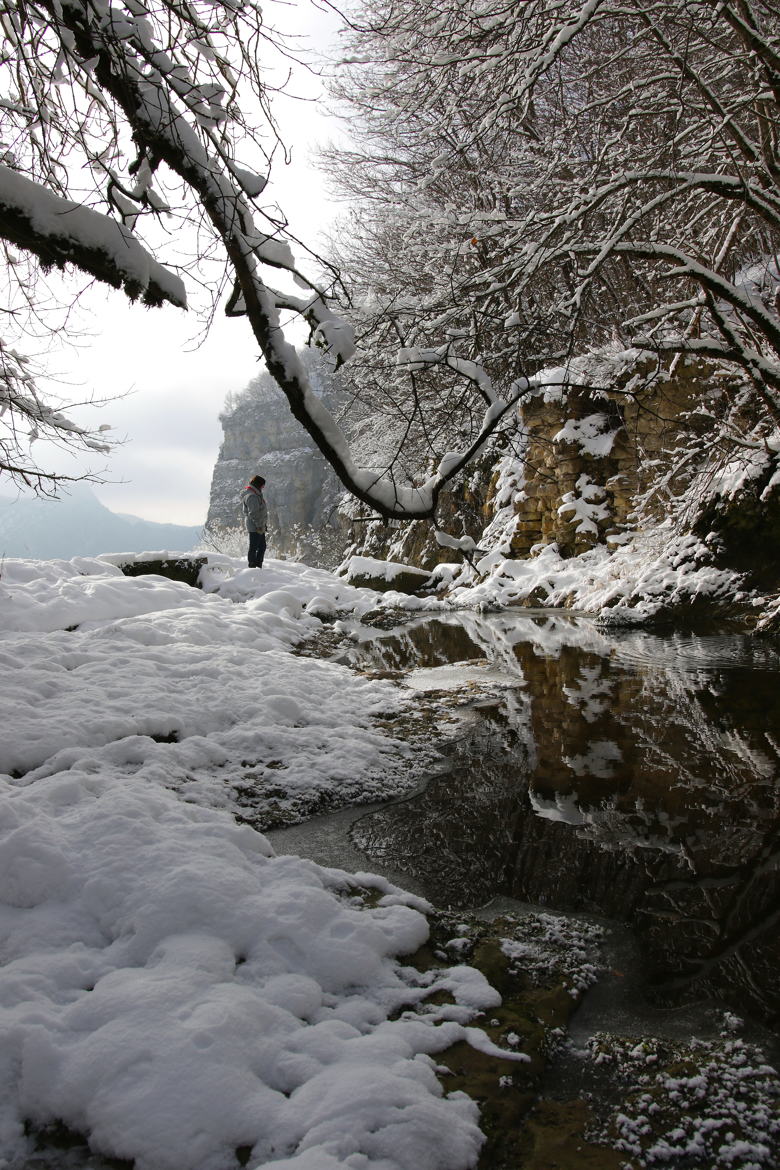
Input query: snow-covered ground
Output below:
<box><xmin>0</xmin><ymin>553</ymin><xmax>526</xmax><ymax>1170</ymax></box>
<box><xmin>1</xmin><ymin>555</ymin><xmax>423</xmax><ymax>819</ymax></box>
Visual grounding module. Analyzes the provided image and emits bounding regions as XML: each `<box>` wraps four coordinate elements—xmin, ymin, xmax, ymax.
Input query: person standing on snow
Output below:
<box><xmin>242</xmin><ymin>474</ymin><xmax>267</xmax><ymax>568</ymax></box>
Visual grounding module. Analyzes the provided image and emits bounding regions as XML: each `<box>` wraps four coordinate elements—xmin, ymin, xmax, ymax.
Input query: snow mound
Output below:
<box><xmin>0</xmin><ymin>770</ymin><xmax>486</xmax><ymax>1170</ymax></box>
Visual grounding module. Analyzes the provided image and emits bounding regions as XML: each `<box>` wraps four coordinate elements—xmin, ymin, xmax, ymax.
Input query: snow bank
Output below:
<box><xmin>0</xmin><ymin>554</ymin><xmax>519</xmax><ymax>1169</ymax></box>
<box><xmin>439</xmin><ymin>526</ymin><xmax>749</xmax><ymax>625</ymax></box>
<box><xmin>198</xmin><ymin>555</ymin><xmax>381</xmax><ymax>613</ymax></box>
<box><xmin>0</xmin><ymin>770</ymin><xmax>488</xmax><ymax>1170</ymax></box>
<box><xmin>0</xmin><ymin>557</ymin><xmax>221</xmax><ymax>634</ymax></box>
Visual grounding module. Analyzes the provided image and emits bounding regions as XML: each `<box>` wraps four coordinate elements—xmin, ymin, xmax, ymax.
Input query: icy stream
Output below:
<box><xmin>270</xmin><ymin>609</ymin><xmax>780</xmax><ymax>1035</ymax></box>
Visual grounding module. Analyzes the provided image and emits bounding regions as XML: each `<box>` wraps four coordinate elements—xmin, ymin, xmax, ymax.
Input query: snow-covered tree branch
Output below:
<box><xmin>325</xmin><ymin>0</ymin><xmax>780</xmax><ymax>461</ymax></box>
<box><xmin>0</xmin><ymin>338</ymin><xmax>112</xmax><ymax>492</ymax></box>
<box><xmin>0</xmin><ymin>165</ymin><xmax>186</xmax><ymax>309</ymax></box>
<box><xmin>0</xmin><ymin>0</ymin><xmax>524</xmax><ymax>517</ymax></box>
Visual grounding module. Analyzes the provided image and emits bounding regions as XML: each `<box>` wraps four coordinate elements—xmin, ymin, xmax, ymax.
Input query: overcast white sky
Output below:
<box><xmin>33</xmin><ymin>1</ymin><xmax>347</xmax><ymax>527</ymax></box>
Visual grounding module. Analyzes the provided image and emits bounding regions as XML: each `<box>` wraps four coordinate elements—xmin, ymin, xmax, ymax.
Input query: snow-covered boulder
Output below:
<box><xmin>344</xmin><ymin>556</ymin><xmax>432</xmax><ymax>595</ymax></box>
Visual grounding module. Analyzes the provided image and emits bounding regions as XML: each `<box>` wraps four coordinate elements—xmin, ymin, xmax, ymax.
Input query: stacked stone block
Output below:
<box><xmin>505</xmin><ymin>357</ymin><xmax>724</xmax><ymax>558</ymax></box>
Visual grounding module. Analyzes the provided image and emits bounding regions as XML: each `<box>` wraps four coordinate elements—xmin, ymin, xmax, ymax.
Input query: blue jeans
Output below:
<box><xmin>248</xmin><ymin>531</ymin><xmax>266</xmax><ymax>568</ymax></box>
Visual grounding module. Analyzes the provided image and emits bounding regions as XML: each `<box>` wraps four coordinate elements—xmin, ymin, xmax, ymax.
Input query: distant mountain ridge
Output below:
<box><xmin>0</xmin><ymin>486</ymin><xmax>201</xmax><ymax>560</ymax></box>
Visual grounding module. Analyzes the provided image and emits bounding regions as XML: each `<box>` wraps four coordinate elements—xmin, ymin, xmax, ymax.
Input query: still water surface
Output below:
<box><xmin>337</xmin><ymin>611</ymin><xmax>780</xmax><ymax>1028</ymax></box>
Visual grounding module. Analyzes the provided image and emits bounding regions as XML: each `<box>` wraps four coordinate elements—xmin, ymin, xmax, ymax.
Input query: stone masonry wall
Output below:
<box><xmin>504</xmin><ymin>356</ymin><xmax>736</xmax><ymax>559</ymax></box>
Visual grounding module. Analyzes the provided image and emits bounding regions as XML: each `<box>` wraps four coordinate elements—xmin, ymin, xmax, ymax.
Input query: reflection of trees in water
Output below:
<box><xmin>352</xmin><ymin>613</ymin><xmax>780</xmax><ymax>1024</ymax></box>
<box><xmin>626</xmin><ymin>661</ymin><xmax>780</xmax><ymax>1022</ymax></box>
<box><xmin>512</xmin><ymin>633</ymin><xmax>780</xmax><ymax>1024</ymax></box>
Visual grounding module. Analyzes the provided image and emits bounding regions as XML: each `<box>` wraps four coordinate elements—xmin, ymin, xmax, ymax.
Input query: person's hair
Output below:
<box><xmin>250</xmin><ymin>474</ymin><xmax>265</xmax><ymax>488</ymax></box>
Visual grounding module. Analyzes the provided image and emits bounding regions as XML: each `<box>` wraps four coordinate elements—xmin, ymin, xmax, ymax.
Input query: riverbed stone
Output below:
<box><xmin>397</xmin><ymin>910</ymin><xmax>619</xmax><ymax>1169</ymax></box>
<box><xmin>517</xmin><ymin>1100</ymin><xmax>624</xmax><ymax>1170</ymax></box>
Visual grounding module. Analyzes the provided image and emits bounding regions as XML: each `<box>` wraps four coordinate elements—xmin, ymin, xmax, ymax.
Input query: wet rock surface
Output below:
<box><xmin>344</xmin><ymin>561</ymin><xmax>433</xmax><ymax>595</ymax></box>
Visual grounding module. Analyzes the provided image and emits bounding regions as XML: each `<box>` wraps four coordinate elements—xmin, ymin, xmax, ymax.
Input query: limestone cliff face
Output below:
<box><xmin>206</xmin><ymin>351</ymin><xmax>347</xmax><ymax>565</ymax></box>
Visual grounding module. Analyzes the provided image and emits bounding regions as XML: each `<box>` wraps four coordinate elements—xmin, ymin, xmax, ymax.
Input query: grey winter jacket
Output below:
<box><xmin>242</xmin><ymin>485</ymin><xmax>267</xmax><ymax>533</ymax></box>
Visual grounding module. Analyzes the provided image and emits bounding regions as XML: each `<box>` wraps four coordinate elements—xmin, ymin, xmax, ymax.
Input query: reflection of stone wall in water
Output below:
<box><xmin>508</xmin><ymin>637</ymin><xmax>780</xmax><ymax>1026</ymax></box>
<box><xmin>205</xmin><ymin>350</ymin><xmax>347</xmax><ymax>566</ymax></box>
<box><xmin>352</xmin><ymin>703</ymin><xmax>532</xmax><ymax>910</ymax></box>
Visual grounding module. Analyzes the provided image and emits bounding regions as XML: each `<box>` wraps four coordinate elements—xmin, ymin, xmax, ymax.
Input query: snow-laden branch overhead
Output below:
<box><xmin>0</xmin><ymin>165</ymin><xmax>186</xmax><ymax>308</ymax></box>
<box><xmin>325</xmin><ymin>0</ymin><xmax>780</xmax><ymax>465</ymax></box>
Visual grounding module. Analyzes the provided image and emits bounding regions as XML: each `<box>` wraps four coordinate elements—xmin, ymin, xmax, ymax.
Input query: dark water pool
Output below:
<box><xmin>342</xmin><ymin>611</ymin><xmax>780</xmax><ymax>1029</ymax></box>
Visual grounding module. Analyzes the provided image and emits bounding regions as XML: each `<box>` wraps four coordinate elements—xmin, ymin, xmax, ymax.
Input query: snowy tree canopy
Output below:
<box><xmin>3</xmin><ymin>0</ymin><xmax>779</xmax><ymax>512</ymax></box>
<box><xmin>326</xmin><ymin>0</ymin><xmax>780</xmax><ymax>441</ymax></box>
